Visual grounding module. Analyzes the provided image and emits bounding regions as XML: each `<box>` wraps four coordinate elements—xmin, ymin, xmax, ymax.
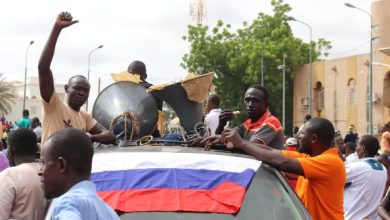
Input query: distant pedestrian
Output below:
<box><xmin>344</xmin><ymin>142</ymin><xmax>358</xmax><ymax>164</ymax></box>
<box><xmin>16</xmin><ymin>109</ymin><xmax>31</xmax><ymax>129</ymax></box>
<box><xmin>204</xmin><ymin>94</ymin><xmax>222</xmax><ymax>136</ymax></box>
<box><xmin>344</xmin><ymin>125</ymin><xmax>358</xmax><ymax>144</ymax></box>
<box><xmin>334</xmin><ymin>130</ymin><xmax>346</xmax><ymax>160</ymax></box>
<box><xmin>0</xmin><ymin>141</ymin><xmax>9</xmax><ymax>172</ymax></box>
<box><xmin>31</xmin><ymin>117</ymin><xmax>42</xmax><ymax>143</ymax></box>
<box><xmin>344</xmin><ymin>135</ymin><xmax>387</xmax><ymax>220</ymax></box>
<box><xmin>381</xmin><ymin>122</ymin><xmax>390</xmax><ymax>154</ymax></box>
<box><xmin>293</xmin><ymin>126</ymin><xmax>299</xmax><ymax>140</ymax></box>
<box><xmin>297</xmin><ymin>114</ymin><xmax>311</xmax><ymax>135</ymax></box>
<box><xmin>284</xmin><ymin>137</ymin><xmax>298</xmax><ymax>151</ymax></box>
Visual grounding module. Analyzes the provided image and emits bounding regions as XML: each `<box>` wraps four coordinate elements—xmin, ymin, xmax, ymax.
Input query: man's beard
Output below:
<box><xmin>298</xmin><ymin>145</ymin><xmax>310</xmax><ymax>154</ymax></box>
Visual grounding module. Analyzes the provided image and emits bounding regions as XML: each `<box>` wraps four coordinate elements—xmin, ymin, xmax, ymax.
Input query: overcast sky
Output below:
<box><xmin>0</xmin><ymin>0</ymin><xmax>371</xmax><ymax>104</ymax></box>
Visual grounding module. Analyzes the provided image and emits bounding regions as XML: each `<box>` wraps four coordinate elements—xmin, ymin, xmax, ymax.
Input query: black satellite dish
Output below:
<box><xmin>92</xmin><ymin>82</ymin><xmax>158</xmax><ymax>138</ymax></box>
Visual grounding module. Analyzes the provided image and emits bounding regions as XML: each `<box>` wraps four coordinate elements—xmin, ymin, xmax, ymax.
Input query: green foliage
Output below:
<box><xmin>317</xmin><ymin>38</ymin><xmax>332</xmax><ymax>60</ymax></box>
<box><xmin>0</xmin><ymin>73</ymin><xmax>15</xmax><ymax>114</ymax></box>
<box><xmin>181</xmin><ymin>0</ymin><xmax>329</xmax><ymax>134</ymax></box>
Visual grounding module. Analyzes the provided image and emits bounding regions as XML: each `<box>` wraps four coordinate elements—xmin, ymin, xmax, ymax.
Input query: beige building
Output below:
<box><xmin>293</xmin><ymin>0</ymin><xmax>390</xmax><ymax>137</ymax></box>
<box><xmin>5</xmin><ymin>76</ymin><xmax>65</xmax><ymax>124</ymax></box>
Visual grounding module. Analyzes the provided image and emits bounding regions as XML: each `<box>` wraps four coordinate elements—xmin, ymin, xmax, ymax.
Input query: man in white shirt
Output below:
<box><xmin>344</xmin><ymin>135</ymin><xmax>387</xmax><ymax>220</ymax></box>
<box><xmin>204</xmin><ymin>94</ymin><xmax>222</xmax><ymax>136</ymax></box>
<box><xmin>31</xmin><ymin>117</ymin><xmax>42</xmax><ymax>143</ymax></box>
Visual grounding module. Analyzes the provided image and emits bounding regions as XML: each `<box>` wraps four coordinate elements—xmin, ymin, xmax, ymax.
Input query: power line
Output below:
<box><xmin>328</xmin><ymin>40</ymin><xmax>370</xmax><ymax>56</ymax></box>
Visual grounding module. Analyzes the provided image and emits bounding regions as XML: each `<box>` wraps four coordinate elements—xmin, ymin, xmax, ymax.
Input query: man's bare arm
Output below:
<box><xmin>215</xmin><ymin>110</ymin><xmax>234</xmax><ymax>135</ymax></box>
<box><xmin>38</xmin><ymin>12</ymin><xmax>78</xmax><ymax>102</ymax></box>
<box><xmin>378</xmin><ymin>195</ymin><xmax>390</xmax><ymax>220</ymax></box>
<box><xmin>222</xmin><ymin>128</ymin><xmax>304</xmax><ymax>175</ymax></box>
<box><xmin>89</xmin><ymin>123</ymin><xmax>117</xmax><ymax>145</ymax></box>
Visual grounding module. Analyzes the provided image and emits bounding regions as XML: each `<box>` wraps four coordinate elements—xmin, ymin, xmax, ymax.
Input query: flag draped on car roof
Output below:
<box><xmin>91</xmin><ymin>152</ymin><xmax>261</xmax><ymax>214</ymax></box>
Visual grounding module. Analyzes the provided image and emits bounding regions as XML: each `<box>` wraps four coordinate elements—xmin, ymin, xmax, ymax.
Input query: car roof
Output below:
<box><xmin>92</xmin><ymin>145</ymin><xmax>311</xmax><ymax>219</ymax></box>
<box><xmin>94</xmin><ymin>145</ymin><xmax>253</xmax><ymax>159</ymax></box>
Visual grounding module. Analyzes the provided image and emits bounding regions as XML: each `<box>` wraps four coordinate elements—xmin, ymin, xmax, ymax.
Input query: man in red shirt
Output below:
<box><xmin>203</xmin><ymin>84</ymin><xmax>284</xmax><ymax>150</ymax></box>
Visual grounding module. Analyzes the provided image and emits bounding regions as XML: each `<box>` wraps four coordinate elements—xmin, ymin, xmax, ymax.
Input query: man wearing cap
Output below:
<box><xmin>285</xmin><ymin>137</ymin><xmax>298</xmax><ymax>151</ymax></box>
<box><xmin>344</xmin><ymin>125</ymin><xmax>358</xmax><ymax>144</ymax></box>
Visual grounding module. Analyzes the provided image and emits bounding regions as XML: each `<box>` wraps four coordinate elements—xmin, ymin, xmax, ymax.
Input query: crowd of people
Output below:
<box><xmin>2</xmin><ymin>11</ymin><xmax>390</xmax><ymax>220</ymax></box>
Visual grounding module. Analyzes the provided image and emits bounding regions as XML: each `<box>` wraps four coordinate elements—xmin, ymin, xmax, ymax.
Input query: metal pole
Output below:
<box><xmin>287</xmin><ymin>16</ymin><xmax>312</xmax><ymax>115</ymax></box>
<box><xmin>308</xmin><ymin>27</ymin><xmax>312</xmax><ymax>116</ymax></box>
<box><xmin>278</xmin><ymin>55</ymin><xmax>287</xmax><ymax>130</ymax></box>
<box><xmin>368</xmin><ymin>14</ymin><xmax>374</xmax><ymax>135</ymax></box>
<box><xmin>86</xmin><ymin>52</ymin><xmax>91</xmax><ymax>112</ymax></box>
<box><xmin>98</xmin><ymin>77</ymin><xmax>101</xmax><ymax>94</ymax></box>
<box><xmin>86</xmin><ymin>45</ymin><xmax>103</xmax><ymax>111</ymax></box>
<box><xmin>345</xmin><ymin>3</ymin><xmax>373</xmax><ymax>134</ymax></box>
<box><xmin>369</xmin><ymin>17</ymin><xmax>373</xmax><ymax>135</ymax></box>
<box><xmin>282</xmin><ymin>55</ymin><xmax>286</xmax><ymax>130</ymax></box>
<box><xmin>23</xmin><ymin>40</ymin><xmax>34</xmax><ymax>111</ymax></box>
<box><xmin>261</xmin><ymin>56</ymin><xmax>264</xmax><ymax>86</ymax></box>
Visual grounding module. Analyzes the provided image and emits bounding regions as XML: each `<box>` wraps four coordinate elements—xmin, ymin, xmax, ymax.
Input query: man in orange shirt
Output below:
<box><xmin>219</xmin><ymin>117</ymin><xmax>346</xmax><ymax>220</ymax></box>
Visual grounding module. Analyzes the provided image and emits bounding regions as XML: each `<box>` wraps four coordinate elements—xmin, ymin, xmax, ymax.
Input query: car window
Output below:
<box><xmin>120</xmin><ymin>164</ymin><xmax>310</xmax><ymax>220</ymax></box>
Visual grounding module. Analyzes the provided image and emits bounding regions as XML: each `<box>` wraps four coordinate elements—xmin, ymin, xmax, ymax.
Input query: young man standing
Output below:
<box><xmin>16</xmin><ymin>109</ymin><xmax>31</xmax><ymax>128</ymax></box>
<box><xmin>204</xmin><ymin>94</ymin><xmax>222</xmax><ymax>136</ymax></box>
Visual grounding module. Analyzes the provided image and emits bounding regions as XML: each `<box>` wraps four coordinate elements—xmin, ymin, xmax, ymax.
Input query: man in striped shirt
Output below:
<box><xmin>204</xmin><ymin>84</ymin><xmax>284</xmax><ymax>150</ymax></box>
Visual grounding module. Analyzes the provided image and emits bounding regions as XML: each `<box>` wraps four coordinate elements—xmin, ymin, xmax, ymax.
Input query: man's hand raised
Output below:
<box><xmin>38</xmin><ymin>11</ymin><xmax>78</xmax><ymax>102</ymax></box>
<box><xmin>55</xmin><ymin>12</ymin><xmax>79</xmax><ymax>29</ymax></box>
<box><xmin>215</xmin><ymin>109</ymin><xmax>235</xmax><ymax>135</ymax></box>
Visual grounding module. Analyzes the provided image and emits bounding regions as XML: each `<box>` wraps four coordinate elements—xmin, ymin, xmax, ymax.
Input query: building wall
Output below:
<box><xmin>293</xmin><ymin>52</ymin><xmax>389</xmax><ymax>137</ymax></box>
<box><xmin>372</xmin><ymin>0</ymin><xmax>390</xmax><ymax>51</ymax></box>
<box><xmin>293</xmin><ymin>0</ymin><xmax>390</xmax><ymax>137</ymax></box>
<box><xmin>5</xmin><ymin>76</ymin><xmax>65</xmax><ymax>123</ymax></box>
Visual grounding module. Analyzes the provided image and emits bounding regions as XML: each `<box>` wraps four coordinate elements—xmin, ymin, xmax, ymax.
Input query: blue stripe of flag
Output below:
<box><xmin>91</xmin><ymin>168</ymin><xmax>255</xmax><ymax>191</ymax></box>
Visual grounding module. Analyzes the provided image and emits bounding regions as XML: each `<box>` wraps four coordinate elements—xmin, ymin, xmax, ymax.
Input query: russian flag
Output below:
<box><xmin>91</xmin><ymin>152</ymin><xmax>261</xmax><ymax>214</ymax></box>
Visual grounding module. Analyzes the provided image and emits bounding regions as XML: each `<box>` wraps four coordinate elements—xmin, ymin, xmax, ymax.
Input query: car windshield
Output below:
<box><xmin>120</xmin><ymin>163</ymin><xmax>310</xmax><ymax>220</ymax></box>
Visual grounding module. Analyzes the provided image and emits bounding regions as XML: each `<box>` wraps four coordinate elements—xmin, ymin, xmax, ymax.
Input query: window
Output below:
<box><xmin>314</xmin><ymin>82</ymin><xmax>324</xmax><ymax>111</ymax></box>
<box><xmin>347</xmin><ymin>78</ymin><xmax>356</xmax><ymax>106</ymax></box>
<box><xmin>301</xmin><ymin>98</ymin><xmax>309</xmax><ymax>109</ymax></box>
<box><xmin>384</xmin><ymin>72</ymin><xmax>390</xmax><ymax>108</ymax></box>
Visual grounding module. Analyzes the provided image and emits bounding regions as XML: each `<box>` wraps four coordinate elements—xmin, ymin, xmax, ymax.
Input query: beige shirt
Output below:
<box><xmin>41</xmin><ymin>92</ymin><xmax>97</xmax><ymax>146</ymax></box>
<box><xmin>0</xmin><ymin>163</ymin><xmax>47</xmax><ymax>220</ymax></box>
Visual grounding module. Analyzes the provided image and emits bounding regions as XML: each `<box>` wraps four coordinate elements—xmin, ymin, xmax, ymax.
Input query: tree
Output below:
<box><xmin>316</xmin><ymin>38</ymin><xmax>332</xmax><ymax>60</ymax></box>
<box><xmin>0</xmin><ymin>73</ymin><xmax>16</xmax><ymax>114</ymax></box>
<box><xmin>181</xmin><ymin>0</ymin><xmax>328</xmax><ymax>134</ymax></box>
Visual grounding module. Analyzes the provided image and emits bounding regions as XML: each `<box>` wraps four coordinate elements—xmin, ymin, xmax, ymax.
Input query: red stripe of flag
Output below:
<box><xmin>98</xmin><ymin>181</ymin><xmax>246</xmax><ymax>213</ymax></box>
